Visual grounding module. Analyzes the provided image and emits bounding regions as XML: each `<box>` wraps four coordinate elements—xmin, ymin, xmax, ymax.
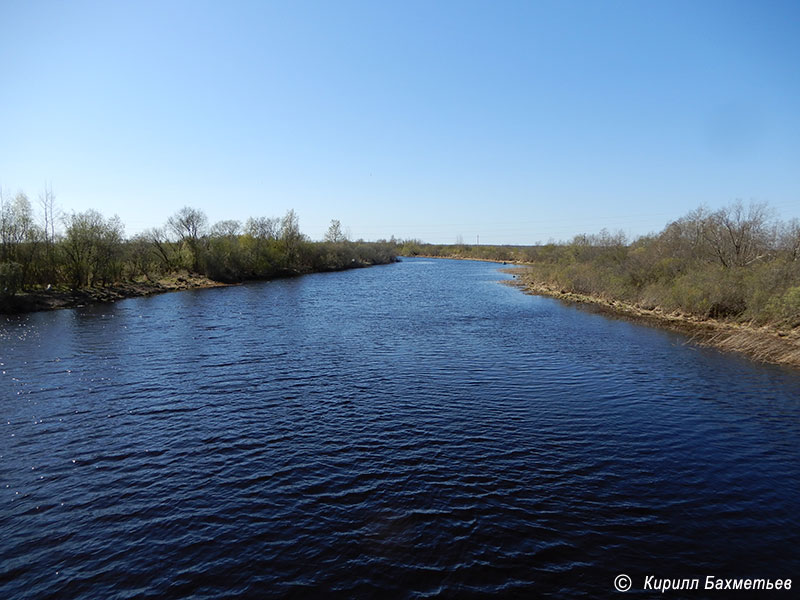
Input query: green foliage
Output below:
<box><xmin>4</xmin><ymin>185</ymin><xmax>799</xmax><ymax>328</ymax></box>
<box><xmin>63</xmin><ymin>210</ymin><xmax>125</xmax><ymax>288</ymax></box>
<box><xmin>0</xmin><ymin>191</ymin><xmax>397</xmax><ymax>299</ymax></box>
<box><xmin>0</xmin><ymin>261</ymin><xmax>23</xmax><ymax>297</ymax></box>
<box><xmin>765</xmin><ymin>286</ymin><xmax>800</xmax><ymax>327</ymax></box>
<box><xmin>399</xmin><ymin>240</ymin><xmax>422</xmax><ymax>256</ymax></box>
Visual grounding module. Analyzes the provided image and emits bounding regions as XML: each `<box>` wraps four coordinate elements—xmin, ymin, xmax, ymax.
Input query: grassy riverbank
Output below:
<box><xmin>408</xmin><ymin>202</ymin><xmax>800</xmax><ymax>368</ymax></box>
<box><xmin>407</xmin><ymin>253</ymin><xmax>800</xmax><ymax>368</ymax></box>
<box><xmin>506</xmin><ymin>273</ymin><xmax>800</xmax><ymax>368</ymax></box>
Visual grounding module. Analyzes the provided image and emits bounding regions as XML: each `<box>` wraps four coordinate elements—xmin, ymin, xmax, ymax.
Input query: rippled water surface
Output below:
<box><xmin>2</xmin><ymin>258</ymin><xmax>799</xmax><ymax>598</ymax></box>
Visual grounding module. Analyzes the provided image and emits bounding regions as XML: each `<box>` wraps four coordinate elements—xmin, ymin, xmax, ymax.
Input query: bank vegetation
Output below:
<box><xmin>0</xmin><ymin>189</ymin><xmax>396</xmax><ymax>313</ymax></box>
<box><xmin>403</xmin><ymin>202</ymin><xmax>800</xmax><ymax>366</ymax></box>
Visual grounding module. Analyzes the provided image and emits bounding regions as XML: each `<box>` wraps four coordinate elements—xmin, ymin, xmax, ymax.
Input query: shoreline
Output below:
<box><xmin>1</xmin><ymin>260</ymin><xmax>397</xmax><ymax>315</ymax></box>
<box><xmin>0</xmin><ymin>273</ymin><xmax>232</xmax><ymax>314</ymax></box>
<box><xmin>7</xmin><ymin>256</ymin><xmax>799</xmax><ymax>370</ymax></box>
<box><xmin>405</xmin><ymin>255</ymin><xmax>800</xmax><ymax>369</ymax></box>
<box><xmin>411</xmin><ymin>254</ymin><xmax>524</xmax><ymax>265</ymax></box>
<box><xmin>506</xmin><ymin>271</ymin><xmax>800</xmax><ymax>370</ymax></box>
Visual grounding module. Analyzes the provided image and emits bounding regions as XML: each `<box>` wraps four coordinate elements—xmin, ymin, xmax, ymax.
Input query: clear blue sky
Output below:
<box><xmin>1</xmin><ymin>0</ymin><xmax>799</xmax><ymax>244</ymax></box>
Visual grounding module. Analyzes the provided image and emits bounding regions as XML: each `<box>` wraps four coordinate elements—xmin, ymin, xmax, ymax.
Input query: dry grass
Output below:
<box><xmin>507</xmin><ymin>269</ymin><xmax>800</xmax><ymax>370</ymax></box>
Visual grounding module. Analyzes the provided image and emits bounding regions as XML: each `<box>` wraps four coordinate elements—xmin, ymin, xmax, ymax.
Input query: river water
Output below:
<box><xmin>2</xmin><ymin>258</ymin><xmax>799</xmax><ymax>598</ymax></box>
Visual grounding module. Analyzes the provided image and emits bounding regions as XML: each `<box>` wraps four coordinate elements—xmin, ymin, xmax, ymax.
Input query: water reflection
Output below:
<box><xmin>1</xmin><ymin>258</ymin><xmax>799</xmax><ymax>598</ymax></box>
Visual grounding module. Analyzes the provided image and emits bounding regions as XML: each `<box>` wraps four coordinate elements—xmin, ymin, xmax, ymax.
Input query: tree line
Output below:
<box><xmin>0</xmin><ymin>189</ymin><xmax>396</xmax><ymax>297</ymax></box>
<box><xmin>404</xmin><ymin>201</ymin><xmax>800</xmax><ymax>327</ymax></box>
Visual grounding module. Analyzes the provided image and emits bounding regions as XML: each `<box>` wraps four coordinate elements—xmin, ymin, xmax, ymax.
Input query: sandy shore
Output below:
<box><xmin>506</xmin><ymin>270</ymin><xmax>800</xmax><ymax>370</ymax></box>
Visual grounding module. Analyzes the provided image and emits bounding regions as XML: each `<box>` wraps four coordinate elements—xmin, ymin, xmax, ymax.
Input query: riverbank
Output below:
<box><xmin>0</xmin><ymin>272</ymin><xmax>232</xmax><ymax>314</ymax></box>
<box><xmin>0</xmin><ymin>259</ymin><xmax>399</xmax><ymax>315</ymax></box>
<box><xmin>507</xmin><ymin>270</ymin><xmax>800</xmax><ymax>369</ymax></box>
<box><xmin>412</xmin><ymin>254</ymin><xmax>524</xmax><ymax>264</ymax></box>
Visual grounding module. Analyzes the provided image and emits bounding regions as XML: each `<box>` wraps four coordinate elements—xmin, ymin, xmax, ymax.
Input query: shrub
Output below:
<box><xmin>0</xmin><ymin>262</ymin><xmax>23</xmax><ymax>297</ymax></box>
<box><xmin>765</xmin><ymin>286</ymin><xmax>800</xmax><ymax>327</ymax></box>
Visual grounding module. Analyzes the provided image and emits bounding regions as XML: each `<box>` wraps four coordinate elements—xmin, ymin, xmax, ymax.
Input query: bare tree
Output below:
<box><xmin>245</xmin><ymin>216</ymin><xmax>279</xmax><ymax>240</ymax></box>
<box><xmin>38</xmin><ymin>184</ymin><xmax>59</xmax><ymax>282</ymax></box>
<box><xmin>659</xmin><ymin>207</ymin><xmax>711</xmax><ymax>263</ymax></box>
<box><xmin>167</xmin><ymin>206</ymin><xmax>208</xmax><ymax>271</ymax></box>
<box><xmin>324</xmin><ymin>219</ymin><xmax>346</xmax><ymax>243</ymax></box>
<box><xmin>211</xmin><ymin>220</ymin><xmax>241</xmax><ymax>238</ymax></box>
<box><xmin>778</xmin><ymin>219</ymin><xmax>800</xmax><ymax>262</ymax></box>
<box><xmin>280</xmin><ymin>209</ymin><xmax>304</xmax><ymax>265</ymax></box>
<box><xmin>141</xmin><ymin>227</ymin><xmax>176</xmax><ymax>271</ymax></box>
<box><xmin>38</xmin><ymin>184</ymin><xmax>59</xmax><ymax>245</ymax></box>
<box><xmin>703</xmin><ymin>201</ymin><xmax>773</xmax><ymax>267</ymax></box>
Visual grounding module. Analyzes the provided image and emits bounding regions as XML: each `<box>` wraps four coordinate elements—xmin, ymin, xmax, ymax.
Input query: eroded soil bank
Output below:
<box><xmin>507</xmin><ymin>270</ymin><xmax>800</xmax><ymax>370</ymax></box>
<box><xmin>0</xmin><ymin>273</ymin><xmax>230</xmax><ymax>314</ymax></box>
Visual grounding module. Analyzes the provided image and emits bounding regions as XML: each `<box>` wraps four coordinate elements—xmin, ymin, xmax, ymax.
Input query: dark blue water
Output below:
<box><xmin>2</xmin><ymin>258</ymin><xmax>799</xmax><ymax>598</ymax></box>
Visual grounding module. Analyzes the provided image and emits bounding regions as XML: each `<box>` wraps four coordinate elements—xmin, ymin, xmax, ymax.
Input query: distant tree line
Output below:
<box><xmin>404</xmin><ymin>201</ymin><xmax>800</xmax><ymax>327</ymax></box>
<box><xmin>0</xmin><ymin>188</ymin><xmax>396</xmax><ymax>297</ymax></box>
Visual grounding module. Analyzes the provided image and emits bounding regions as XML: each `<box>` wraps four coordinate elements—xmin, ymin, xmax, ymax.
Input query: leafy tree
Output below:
<box><xmin>62</xmin><ymin>210</ymin><xmax>124</xmax><ymax>288</ymax></box>
<box><xmin>127</xmin><ymin>233</ymin><xmax>161</xmax><ymax>281</ymax></box>
<box><xmin>1</xmin><ymin>192</ymin><xmax>43</xmax><ymax>287</ymax></box>
<box><xmin>206</xmin><ymin>221</ymin><xmax>245</xmax><ymax>282</ymax></box>
<box><xmin>0</xmin><ymin>192</ymin><xmax>35</xmax><ymax>263</ymax></box>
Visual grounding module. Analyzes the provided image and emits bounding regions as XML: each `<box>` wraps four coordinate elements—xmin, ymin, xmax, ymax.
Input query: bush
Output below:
<box><xmin>765</xmin><ymin>286</ymin><xmax>800</xmax><ymax>327</ymax></box>
<box><xmin>0</xmin><ymin>262</ymin><xmax>23</xmax><ymax>297</ymax></box>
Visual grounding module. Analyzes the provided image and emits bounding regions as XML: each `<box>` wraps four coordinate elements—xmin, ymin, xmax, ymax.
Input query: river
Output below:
<box><xmin>2</xmin><ymin>257</ymin><xmax>799</xmax><ymax>598</ymax></box>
